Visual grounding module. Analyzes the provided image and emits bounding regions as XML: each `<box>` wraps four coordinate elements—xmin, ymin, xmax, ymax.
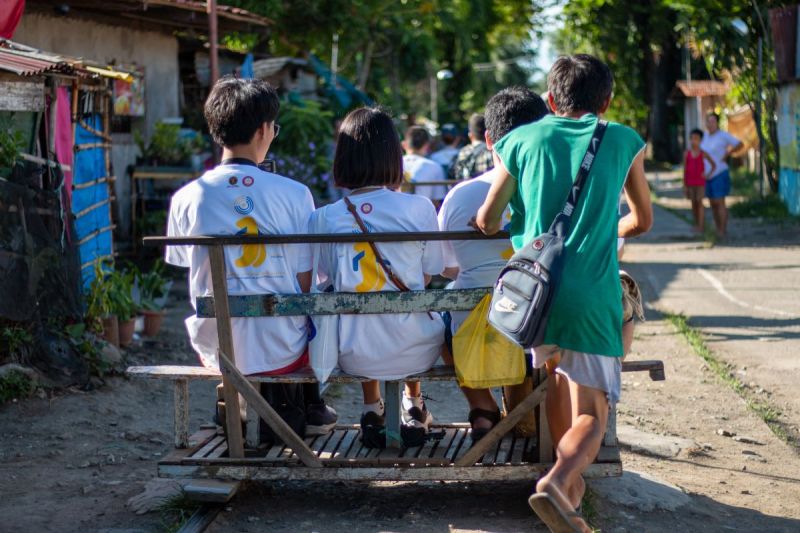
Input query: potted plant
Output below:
<box><xmin>134</xmin><ymin>260</ymin><xmax>172</xmax><ymax>337</ymax></box>
<box><xmin>86</xmin><ymin>262</ymin><xmax>118</xmax><ymax>347</ymax></box>
<box><xmin>106</xmin><ymin>268</ymin><xmax>137</xmax><ymax>347</ymax></box>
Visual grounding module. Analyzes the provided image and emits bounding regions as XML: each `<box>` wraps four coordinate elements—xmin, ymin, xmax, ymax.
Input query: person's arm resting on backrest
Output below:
<box><xmin>618</xmin><ymin>150</ymin><xmax>653</xmax><ymax>238</ymax></box>
<box><xmin>476</xmin><ymin>157</ymin><xmax>517</xmax><ymax>235</ymax></box>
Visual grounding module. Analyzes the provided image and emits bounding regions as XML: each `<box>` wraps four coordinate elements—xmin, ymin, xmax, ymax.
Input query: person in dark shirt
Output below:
<box><xmin>449</xmin><ymin>114</ymin><xmax>494</xmax><ymax>180</ymax></box>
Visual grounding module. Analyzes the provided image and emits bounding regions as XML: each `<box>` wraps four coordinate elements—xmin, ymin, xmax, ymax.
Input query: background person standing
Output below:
<box><xmin>701</xmin><ymin>113</ymin><xmax>743</xmax><ymax>239</ymax></box>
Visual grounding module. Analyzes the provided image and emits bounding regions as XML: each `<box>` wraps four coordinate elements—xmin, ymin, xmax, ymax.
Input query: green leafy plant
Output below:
<box><xmin>270</xmin><ymin>97</ymin><xmax>334</xmax><ymax>195</ymax></box>
<box><xmin>0</xmin><ymin>324</ymin><xmax>34</xmax><ymax>361</ymax></box>
<box><xmin>0</xmin><ymin>370</ymin><xmax>35</xmax><ymax>404</ymax></box>
<box><xmin>85</xmin><ymin>261</ymin><xmax>137</xmax><ymax>322</ymax></box>
<box><xmin>0</xmin><ymin>116</ymin><xmax>25</xmax><ymax>172</ymax></box>
<box><xmin>134</xmin><ymin>260</ymin><xmax>172</xmax><ymax>311</ymax></box>
<box><xmin>106</xmin><ymin>267</ymin><xmax>137</xmax><ymax>322</ymax></box>
<box><xmin>135</xmin><ymin>123</ymin><xmax>195</xmax><ymax>166</ymax></box>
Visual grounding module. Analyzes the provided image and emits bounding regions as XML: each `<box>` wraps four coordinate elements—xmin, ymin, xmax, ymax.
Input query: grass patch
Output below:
<box><xmin>729</xmin><ymin>194</ymin><xmax>795</xmax><ymax>220</ymax></box>
<box><xmin>666</xmin><ymin>313</ymin><xmax>797</xmax><ymax>449</ymax></box>
<box><xmin>159</xmin><ymin>495</ymin><xmax>200</xmax><ymax>533</ymax></box>
<box><xmin>581</xmin><ymin>486</ymin><xmax>601</xmax><ymax>532</ymax></box>
<box><xmin>0</xmin><ymin>370</ymin><xmax>35</xmax><ymax>403</ymax></box>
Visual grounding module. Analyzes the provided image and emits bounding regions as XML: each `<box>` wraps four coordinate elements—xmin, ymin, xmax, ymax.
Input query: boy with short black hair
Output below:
<box><xmin>439</xmin><ymin>86</ymin><xmax>549</xmax><ymax>441</ymax></box>
<box><xmin>403</xmin><ymin>125</ymin><xmax>448</xmax><ymax>203</ymax></box>
<box><xmin>476</xmin><ymin>55</ymin><xmax>653</xmax><ymax>531</ymax></box>
<box><xmin>450</xmin><ymin>113</ymin><xmax>494</xmax><ymax>180</ymax></box>
<box><xmin>166</xmin><ymin>76</ymin><xmax>336</xmax><ymax>436</ymax></box>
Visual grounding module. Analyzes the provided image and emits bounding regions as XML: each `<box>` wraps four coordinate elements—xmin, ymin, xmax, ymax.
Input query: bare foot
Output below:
<box><xmin>535</xmin><ymin>476</ymin><xmax>591</xmax><ymax>533</ymax></box>
<box><xmin>568</xmin><ymin>475</ymin><xmax>585</xmax><ymax>510</ymax></box>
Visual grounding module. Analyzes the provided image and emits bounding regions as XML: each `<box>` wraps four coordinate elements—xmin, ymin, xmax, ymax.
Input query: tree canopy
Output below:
<box><xmin>227</xmin><ymin>0</ymin><xmax>544</xmax><ymax>123</ymax></box>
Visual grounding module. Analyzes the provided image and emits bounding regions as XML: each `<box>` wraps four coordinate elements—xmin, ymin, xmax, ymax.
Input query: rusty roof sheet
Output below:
<box><xmin>674</xmin><ymin>80</ymin><xmax>729</xmax><ymax>97</ymax></box>
<box><xmin>0</xmin><ymin>39</ymin><xmax>134</xmax><ymax>79</ymax></box>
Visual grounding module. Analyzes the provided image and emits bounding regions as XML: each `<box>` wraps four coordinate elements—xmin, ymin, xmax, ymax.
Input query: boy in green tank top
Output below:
<box><xmin>476</xmin><ymin>55</ymin><xmax>653</xmax><ymax>532</ymax></box>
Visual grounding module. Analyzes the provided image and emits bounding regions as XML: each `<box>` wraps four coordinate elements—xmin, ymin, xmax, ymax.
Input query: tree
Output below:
<box><xmin>226</xmin><ymin>0</ymin><xmax>544</xmax><ymax>123</ymax></box>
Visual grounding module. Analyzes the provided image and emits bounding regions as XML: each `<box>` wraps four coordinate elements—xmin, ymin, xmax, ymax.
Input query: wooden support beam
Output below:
<box><xmin>455</xmin><ymin>381</ymin><xmax>547</xmax><ymax>467</ymax></box>
<box><xmin>217</xmin><ymin>350</ymin><xmax>322</xmax><ymax>468</ymax></box>
<box><xmin>384</xmin><ymin>381</ymin><xmax>402</xmax><ymax>448</ymax></box>
<box><xmin>174</xmin><ymin>379</ymin><xmax>189</xmax><ymax>448</ymax></box>
<box><xmin>208</xmin><ymin>245</ymin><xmax>244</xmax><ymax>458</ymax></box>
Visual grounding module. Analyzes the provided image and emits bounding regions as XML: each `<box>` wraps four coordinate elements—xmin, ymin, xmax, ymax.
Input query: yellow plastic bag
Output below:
<box><xmin>453</xmin><ymin>294</ymin><xmax>526</xmax><ymax>388</ymax></box>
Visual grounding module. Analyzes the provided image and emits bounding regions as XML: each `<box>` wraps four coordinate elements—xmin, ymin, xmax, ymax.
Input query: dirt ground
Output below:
<box><xmin>2</xmin><ymin>173</ymin><xmax>800</xmax><ymax>532</ymax></box>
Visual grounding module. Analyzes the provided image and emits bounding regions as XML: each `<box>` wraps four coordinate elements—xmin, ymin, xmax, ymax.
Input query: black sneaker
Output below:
<box><xmin>306</xmin><ymin>401</ymin><xmax>338</xmax><ymax>436</ymax></box>
<box><xmin>360</xmin><ymin>410</ymin><xmax>386</xmax><ymax>449</ymax></box>
<box><xmin>401</xmin><ymin>401</ymin><xmax>433</xmax><ymax>448</ymax></box>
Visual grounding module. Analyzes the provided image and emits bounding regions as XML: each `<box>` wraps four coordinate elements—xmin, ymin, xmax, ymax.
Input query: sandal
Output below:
<box><xmin>468</xmin><ymin>407</ymin><xmax>501</xmax><ymax>443</ymax></box>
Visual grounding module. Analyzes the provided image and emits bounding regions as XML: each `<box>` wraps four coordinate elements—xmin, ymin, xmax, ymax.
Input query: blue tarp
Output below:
<box><xmin>71</xmin><ymin>114</ymin><xmax>113</xmax><ymax>286</ymax></box>
<box><xmin>308</xmin><ymin>54</ymin><xmax>373</xmax><ymax>110</ymax></box>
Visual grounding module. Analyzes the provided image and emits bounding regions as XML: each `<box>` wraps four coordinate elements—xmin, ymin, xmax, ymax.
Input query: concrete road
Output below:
<box><xmin>622</xmin><ymin>170</ymin><xmax>800</xmax><ymax>446</ymax></box>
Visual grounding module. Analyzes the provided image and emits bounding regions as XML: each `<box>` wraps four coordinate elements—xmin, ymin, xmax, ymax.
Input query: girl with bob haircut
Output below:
<box><xmin>308</xmin><ymin>107</ymin><xmax>445</xmax><ymax>448</ymax></box>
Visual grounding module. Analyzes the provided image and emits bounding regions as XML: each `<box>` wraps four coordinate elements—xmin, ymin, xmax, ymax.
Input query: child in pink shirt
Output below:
<box><xmin>684</xmin><ymin>128</ymin><xmax>717</xmax><ymax>233</ymax></box>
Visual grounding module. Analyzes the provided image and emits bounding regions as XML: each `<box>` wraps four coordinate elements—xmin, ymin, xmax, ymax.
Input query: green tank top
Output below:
<box><xmin>493</xmin><ymin>114</ymin><xmax>645</xmax><ymax>357</ymax></box>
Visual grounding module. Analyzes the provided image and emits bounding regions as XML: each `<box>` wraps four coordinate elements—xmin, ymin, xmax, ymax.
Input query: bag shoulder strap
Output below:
<box><xmin>548</xmin><ymin>119</ymin><xmax>608</xmax><ymax>237</ymax></box>
<box><xmin>343</xmin><ymin>196</ymin><xmax>411</xmax><ymax>292</ymax></box>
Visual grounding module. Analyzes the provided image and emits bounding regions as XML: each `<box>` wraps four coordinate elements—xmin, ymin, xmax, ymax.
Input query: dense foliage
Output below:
<box><xmin>557</xmin><ymin>0</ymin><xmax>792</xmax><ymax>182</ymax></box>
<box><xmin>227</xmin><ymin>0</ymin><xmax>544</xmax><ymax>123</ymax></box>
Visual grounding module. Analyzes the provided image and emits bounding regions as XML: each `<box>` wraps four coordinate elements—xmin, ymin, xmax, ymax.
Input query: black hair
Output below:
<box><xmin>485</xmin><ymin>86</ymin><xmax>549</xmax><ymax>141</ymax></box>
<box><xmin>333</xmin><ymin>107</ymin><xmax>403</xmax><ymax>189</ymax></box>
<box><xmin>706</xmin><ymin>112</ymin><xmax>720</xmax><ymax>122</ymax></box>
<box><xmin>547</xmin><ymin>54</ymin><xmax>613</xmax><ymax>114</ymax></box>
<box><xmin>690</xmin><ymin>128</ymin><xmax>704</xmax><ymax>139</ymax></box>
<box><xmin>468</xmin><ymin>114</ymin><xmax>486</xmax><ymax>138</ymax></box>
<box><xmin>405</xmin><ymin>126</ymin><xmax>430</xmax><ymax>151</ymax></box>
<box><xmin>204</xmin><ymin>76</ymin><xmax>279</xmax><ymax>147</ymax></box>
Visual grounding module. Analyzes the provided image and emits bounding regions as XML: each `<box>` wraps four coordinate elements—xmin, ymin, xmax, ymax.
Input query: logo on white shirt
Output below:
<box><xmin>234</xmin><ymin>196</ymin><xmax>255</xmax><ymax>215</ymax></box>
<box><xmin>242</xmin><ymin>176</ymin><xmax>254</xmax><ymax>187</ymax></box>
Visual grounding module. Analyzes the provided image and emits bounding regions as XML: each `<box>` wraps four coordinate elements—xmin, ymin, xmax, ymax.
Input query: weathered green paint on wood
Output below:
<box><xmin>196</xmin><ymin>288</ymin><xmax>491</xmax><ymax>318</ymax></box>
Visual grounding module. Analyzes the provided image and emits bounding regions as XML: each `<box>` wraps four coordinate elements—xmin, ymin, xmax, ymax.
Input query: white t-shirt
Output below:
<box><xmin>403</xmin><ymin>153</ymin><xmax>448</xmax><ymax>201</ymax></box>
<box><xmin>430</xmin><ymin>146</ymin><xmax>459</xmax><ymax>174</ymax></box>
<box><xmin>700</xmin><ymin>130</ymin><xmax>740</xmax><ymax>178</ymax></box>
<box><xmin>308</xmin><ymin>189</ymin><xmax>445</xmax><ymax>380</ymax></box>
<box><xmin>437</xmin><ymin>173</ymin><xmax>513</xmax><ymax>333</ymax></box>
<box><xmin>166</xmin><ymin>163</ymin><xmax>314</xmax><ymax>375</ymax></box>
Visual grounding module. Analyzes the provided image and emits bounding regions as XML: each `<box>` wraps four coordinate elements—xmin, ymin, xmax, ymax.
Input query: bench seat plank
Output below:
<box><xmin>126</xmin><ymin>360</ymin><xmax>665</xmax><ymax>383</ymax></box>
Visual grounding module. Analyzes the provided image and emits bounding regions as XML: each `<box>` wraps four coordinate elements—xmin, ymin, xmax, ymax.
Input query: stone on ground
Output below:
<box><xmin>590</xmin><ymin>470</ymin><xmax>690</xmax><ymax>512</ymax></box>
<box><xmin>617</xmin><ymin>424</ymin><xmax>696</xmax><ymax>458</ymax></box>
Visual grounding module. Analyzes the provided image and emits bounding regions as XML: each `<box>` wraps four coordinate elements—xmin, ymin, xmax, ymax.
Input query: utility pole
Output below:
<box><xmin>207</xmin><ymin>0</ymin><xmax>220</xmax><ymax>85</ymax></box>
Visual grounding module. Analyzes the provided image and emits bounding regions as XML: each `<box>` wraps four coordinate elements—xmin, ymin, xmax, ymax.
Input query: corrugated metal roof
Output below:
<box><xmin>0</xmin><ymin>44</ymin><xmax>77</xmax><ymax>77</ymax></box>
<box><xmin>252</xmin><ymin>57</ymin><xmax>309</xmax><ymax>78</ymax></box>
<box><xmin>0</xmin><ymin>39</ymin><xmax>133</xmax><ymax>79</ymax></box>
<box><xmin>674</xmin><ymin>80</ymin><xmax>729</xmax><ymax>97</ymax></box>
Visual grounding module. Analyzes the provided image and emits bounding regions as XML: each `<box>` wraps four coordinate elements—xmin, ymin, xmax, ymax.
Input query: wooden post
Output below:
<box><xmin>207</xmin><ymin>0</ymin><xmax>220</xmax><ymax>85</ymax></box>
<box><xmin>384</xmin><ymin>381</ymin><xmax>402</xmax><ymax>448</ymax></box>
<box><xmin>455</xmin><ymin>381</ymin><xmax>547</xmax><ymax>467</ymax></box>
<box><xmin>218</xmin><ymin>351</ymin><xmax>322</xmax><ymax>467</ymax></box>
<box><xmin>245</xmin><ymin>383</ymin><xmax>260</xmax><ymax>449</ymax></box>
<box><xmin>536</xmin><ymin>368</ymin><xmax>554</xmax><ymax>463</ymax></box>
<box><xmin>208</xmin><ymin>245</ymin><xmax>245</xmax><ymax>458</ymax></box>
<box><xmin>603</xmin><ymin>406</ymin><xmax>617</xmax><ymax>447</ymax></box>
<box><xmin>174</xmin><ymin>379</ymin><xmax>189</xmax><ymax>448</ymax></box>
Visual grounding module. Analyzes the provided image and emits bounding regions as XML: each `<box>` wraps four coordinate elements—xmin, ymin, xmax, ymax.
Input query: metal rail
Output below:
<box><xmin>143</xmin><ymin>230</ymin><xmax>510</xmax><ymax>246</ymax></box>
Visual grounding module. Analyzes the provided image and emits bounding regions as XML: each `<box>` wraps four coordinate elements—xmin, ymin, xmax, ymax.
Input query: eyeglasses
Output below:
<box><xmin>273</xmin><ymin>123</ymin><xmax>280</xmax><ymax>138</ymax></box>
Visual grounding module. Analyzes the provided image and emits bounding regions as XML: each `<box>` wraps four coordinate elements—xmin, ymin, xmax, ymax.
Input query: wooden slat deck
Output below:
<box><xmin>160</xmin><ymin>425</ymin><xmax>621</xmax><ymax>481</ymax></box>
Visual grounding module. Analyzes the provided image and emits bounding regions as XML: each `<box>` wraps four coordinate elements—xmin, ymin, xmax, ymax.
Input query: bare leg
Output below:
<box><xmin>536</xmin><ymin>381</ymin><xmax>609</xmax><ymax>530</ymax></box>
<box><xmin>622</xmin><ymin>320</ymin><xmax>635</xmax><ymax>359</ymax></box>
<box><xmin>361</xmin><ymin>380</ymin><xmax>381</xmax><ymax>404</ymax></box>
<box><xmin>545</xmin><ymin>372</ymin><xmax>571</xmax><ymax>448</ymax></box>
<box><xmin>710</xmin><ymin>198</ymin><xmax>727</xmax><ymax>238</ymax></box>
<box><xmin>691</xmin><ymin>198</ymin><xmax>704</xmax><ymax>231</ymax></box>
<box><xmin>442</xmin><ymin>347</ymin><xmax>498</xmax><ymax>429</ymax></box>
<box><xmin>405</xmin><ymin>381</ymin><xmax>421</xmax><ymax>398</ymax></box>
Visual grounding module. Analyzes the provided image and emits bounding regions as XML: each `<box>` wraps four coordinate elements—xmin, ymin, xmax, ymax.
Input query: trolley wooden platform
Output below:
<box><xmin>127</xmin><ymin>231</ymin><xmax>664</xmax><ymax>494</ymax></box>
